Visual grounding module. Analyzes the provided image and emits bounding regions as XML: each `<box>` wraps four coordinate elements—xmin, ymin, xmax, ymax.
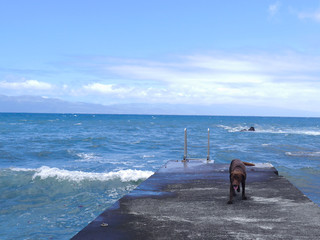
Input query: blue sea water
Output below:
<box><xmin>0</xmin><ymin>113</ymin><xmax>320</xmax><ymax>239</ymax></box>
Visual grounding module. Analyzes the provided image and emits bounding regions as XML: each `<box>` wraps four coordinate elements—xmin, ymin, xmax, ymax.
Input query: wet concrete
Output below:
<box><xmin>72</xmin><ymin>160</ymin><xmax>320</xmax><ymax>239</ymax></box>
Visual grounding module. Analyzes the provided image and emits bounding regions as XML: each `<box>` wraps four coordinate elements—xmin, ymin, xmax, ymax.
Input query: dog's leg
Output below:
<box><xmin>242</xmin><ymin>180</ymin><xmax>247</xmax><ymax>200</ymax></box>
<box><xmin>228</xmin><ymin>184</ymin><xmax>234</xmax><ymax>204</ymax></box>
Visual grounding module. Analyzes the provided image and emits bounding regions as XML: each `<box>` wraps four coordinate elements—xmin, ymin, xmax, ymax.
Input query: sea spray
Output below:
<box><xmin>10</xmin><ymin>166</ymin><xmax>154</xmax><ymax>182</ymax></box>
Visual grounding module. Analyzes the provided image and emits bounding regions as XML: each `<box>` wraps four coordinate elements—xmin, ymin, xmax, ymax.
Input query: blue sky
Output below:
<box><xmin>1</xmin><ymin>0</ymin><xmax>320</xmax><ymax>116</ymax></box>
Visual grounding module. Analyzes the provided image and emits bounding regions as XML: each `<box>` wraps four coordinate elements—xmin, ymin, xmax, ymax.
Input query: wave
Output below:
<box><xmin>217</xmin><ymin>124</ymin><xmax>320</xmax><ymax>135</ymax></box>
<box><xmin>253</xmin><ymin>163</ymin><xmax>274</xmax><ymax>168</ymax></box>
<box><xmin>217</xmin><ymin>125</ymin><xmax>247</xmax><ymax>132</ymax></box>
<box><xmin>10</xmin><ymin>166</ymin><xmax>154</xmax><ymax>183</ymax></box>
<box><xmin>74</xmin><ymin>152</ymin><xmax>100</xmax><ymax>162</ymax></box>
<box><xmin>259</xmin><ymin>129</ymin><xmax>320</xmax><ymax>136</ymax></box>
<box><xmin>66</xmin><ymin>150</ymin><xmax>105</xmax><ymax>163</ymax></box>
<box><xmin>285</xmin><ymin>151</ymin><xmax>320</xmax><ymax>157</ymax></box>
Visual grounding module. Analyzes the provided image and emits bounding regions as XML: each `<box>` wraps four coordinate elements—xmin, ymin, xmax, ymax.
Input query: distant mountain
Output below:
<box><xmin>0</xmin><ymin>95</ymin><xmax>208</xmax><ymax>115</ymax></box>
<box><xmin>0</xmin><ymin>95</ymin><xmax>318</xmax><ymax>117</ymax></box>
<box><xmin>0</xmin><ymin>95</ymin><xmax>109</xmax><ymax>114</ymax></box>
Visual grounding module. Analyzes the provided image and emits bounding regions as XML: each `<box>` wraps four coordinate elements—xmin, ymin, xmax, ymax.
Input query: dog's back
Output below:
<box><xmin>229</xmin><ymin>159</ymin><xmax>246</xmax><ymax>175</ymax></box>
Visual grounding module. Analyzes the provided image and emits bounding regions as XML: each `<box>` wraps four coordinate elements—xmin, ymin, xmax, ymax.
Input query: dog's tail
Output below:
<box><xmin>242</xmin><ymin>161</ymin><xmax>255</xmax><ymax>166</ymax></box>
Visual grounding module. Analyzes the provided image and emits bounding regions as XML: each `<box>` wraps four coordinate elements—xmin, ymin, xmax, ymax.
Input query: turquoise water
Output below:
<box><xmin>0</xmin><ymin>113</ymin><xmax>320</xmax><ymax>239</ymax></box>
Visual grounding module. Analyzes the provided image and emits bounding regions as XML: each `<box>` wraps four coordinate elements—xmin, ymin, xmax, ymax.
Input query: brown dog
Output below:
<box><xmin>227</xmin><ymin>159</ymin><xmax>255</xmax><ymax>204</ymax></box>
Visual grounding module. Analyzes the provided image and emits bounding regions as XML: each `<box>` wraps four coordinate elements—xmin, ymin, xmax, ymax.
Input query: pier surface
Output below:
<box><xmin>72</xmin><ymin>160</ymin><xmax>320</xmax><ymax>239</ymax></box>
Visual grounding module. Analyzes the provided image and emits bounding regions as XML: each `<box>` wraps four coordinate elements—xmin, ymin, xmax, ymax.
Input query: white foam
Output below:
<box><xmin>74</xmin><ymin>152</ymin><xmax>100</xmax><ymax>162</ymax></box>
<box><xmin>67</xmin><ymin>150</ymin><xmax>104</xmax><ymax>163</ymax></box>
<box><xmin>217</xmin><ymin>124</ymin><xmax>320</xmax><ymax>135</ymax></box>
<box><xmin>293</xmin><ymin>130</ymin><xmax>320</xmax><ymax>136</ymax></box>
<box><xmin>10</xmin><ymin>166</ymin><xmax>154</xmax><ymax>182</ymax></box>
<box><xmin>217</xmin><ymin>124</ymin><xmax>247</xmax><ymax>132</ymax></box>
<box><xmin>259</xmin><ymin>129</ymin><xmax>320</xmax><ymax>136</ymax></box>
<box><xmin>285</xmin><ymin>151</ymin><xmax>320</xmax><ymax>157</ymax></box>
<box><xmin>253</xmin><ymin>163</ymin><xmax>274</xmax><ymax>168</ymax></box>
<box><xmin>10</xmin><ymin>167</ymin><xmax>35</xmax><ymax>172</ymax></box>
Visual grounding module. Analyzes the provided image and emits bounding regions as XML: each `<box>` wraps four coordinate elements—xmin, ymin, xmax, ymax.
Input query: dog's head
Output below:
<box><xmin>230</xmin><ymin>171</ymin><xmax>245</xmax><ymax>191</ymax></box>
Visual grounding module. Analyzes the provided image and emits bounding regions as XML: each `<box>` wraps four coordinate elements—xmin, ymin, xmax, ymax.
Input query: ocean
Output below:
<box><xmin>0</xmin><ymin>113</ymin><xmax>320</xmax><ymax>239</ymax></box>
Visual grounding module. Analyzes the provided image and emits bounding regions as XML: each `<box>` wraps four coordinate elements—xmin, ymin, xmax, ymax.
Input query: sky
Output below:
<box><xmin>1</xmin><ymin>0</ymin><xmax>320</xmax><ymax>116</ymax></box>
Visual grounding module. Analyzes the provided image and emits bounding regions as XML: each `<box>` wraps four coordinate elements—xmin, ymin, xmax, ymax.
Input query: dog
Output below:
<box><xmin>227</xmin><ymin>159</ymin><xmax>255</xmax><ymax>204</ymax></box>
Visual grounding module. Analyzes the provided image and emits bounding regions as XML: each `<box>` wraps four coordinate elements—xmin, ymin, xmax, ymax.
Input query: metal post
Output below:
<box><xmin>207</xmin><ymin>128</ymin><xmax>210</xmax><ymax>161</ymax></box>
<box><xmin>184</xmin><ymin>128</ymin><xmax>187</xmax><ymax>160</ymax></box>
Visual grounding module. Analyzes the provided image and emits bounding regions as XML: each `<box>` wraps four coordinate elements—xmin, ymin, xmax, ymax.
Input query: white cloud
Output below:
<box><xmin>90</xmin><ymin>52</ymin><xmax>320</xmax><ymax>112</ymax></box>
<box><xmin>0</xmin><ymin>80</ymin><xmax>53</xmax><ymax>90</ymax></box>
<box><xmin>83</xmin><ymin>83</ymin><xmax>132</xmax><ymax>95</ymax></box>
<box><xmin>297</xmin><ymin>8</ymin><xmax>320</xmax><ymax>22</ymax></box>
<box><xmin>268</xmin><ymin>1</ymin><xmax>281</xmax><ymax>16</ymax></box>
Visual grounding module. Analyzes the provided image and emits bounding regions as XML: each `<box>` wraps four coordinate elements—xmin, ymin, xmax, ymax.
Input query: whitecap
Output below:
<box><xmin>10</xmin><ymin>166</ymin><xmax>154</xmax><ymax>182</ymax></box>
<box><xmin>9</xmin><ymin>167</ymin><xmax>35</xmax><ymax>172</ymax></box>
<box><xmin>294</xmin><ymin>130</ymin><xmax>320</xmax><ymax>136</ymax></box>
<box><xmin>253</xmin><ymin>163</ymin><xmax>274</xmax><ymax>168</ymax></box>
<box><xmin>257</xmin><ymin>128</ymin><xmax>320</xmax><ymax>136</ymax></box>
<box><xmin>285</xmin><ymin>151</ymin><xmax>320</xmax><ymax>157</ymax></box>
<box><xmin>216</xmin><ymin>124</ymin><xmax>253</xmax><ymax>133</ymax></box>
<box><xmin>67</xmin><ymin>150</ymin><xmax>102</xmax><ymax>163</ymax></box>
<box><xmin>76</xmin><ymin>152</ymin><xmax>96</xmax><ymax>159</ymax></box>
<box><xmin>217</xmin><ymin>124</ymin><xmax>242</xmax><ymax>132</ymax></box>
<box><xmin>217</xmin><ymin>124</ymin><xmax>320</xmax><ymax>136</ymax></box>
<box><xmin>74</xmin><ymin>152</ymin><xmax>100</xmax><ymax>162</ymax></box>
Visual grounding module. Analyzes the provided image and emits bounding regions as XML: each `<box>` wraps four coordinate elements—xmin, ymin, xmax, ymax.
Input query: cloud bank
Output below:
<box><xmin>0</xmin><ymin>80</ymin><xmax>52</xmax><ymax>90</ymax></box>
<box><xmin>75</xmin><ymin>52</ymin><xmax>320</xmax><ymax>113</ymax></box>
<box><xmin>1</xmin><ymin>51</ymin><xmax>320</xmax><ymax>115</ymax></box>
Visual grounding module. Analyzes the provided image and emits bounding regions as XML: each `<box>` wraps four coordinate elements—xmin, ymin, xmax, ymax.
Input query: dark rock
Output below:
<box><xmin>248</xmin><ymin>126</ymin><xmax>255</xmax><ymax>131</ymax></box>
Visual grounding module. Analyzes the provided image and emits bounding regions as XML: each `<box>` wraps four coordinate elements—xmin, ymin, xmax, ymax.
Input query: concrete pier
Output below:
<box><xmin>72</xmin><ymin>160</ymin><xmax>320</xmax><ymax>239</ymax></box>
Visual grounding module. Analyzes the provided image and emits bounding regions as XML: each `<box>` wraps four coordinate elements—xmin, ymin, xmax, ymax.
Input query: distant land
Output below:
<box><xmin>0</xmin><ymin>95</ymin><xmax>318</xmax><ymax>117</ymax></box>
